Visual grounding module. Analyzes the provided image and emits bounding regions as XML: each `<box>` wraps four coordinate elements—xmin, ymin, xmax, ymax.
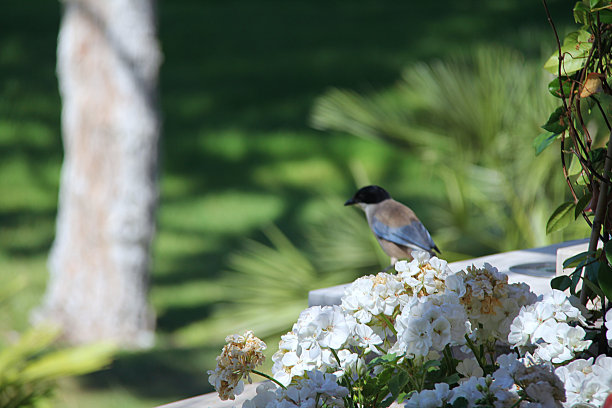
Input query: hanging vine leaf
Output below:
<box><xmin>573</xmin><ymin>2</ymin><xmax>590</xmax><ymax>24</ymax></box>
<box><xmin>541</xmin><ymin>106</ymin><xmax>568</xmax><ymax>134</ymax></box>
<box><xmin>568</xmin><ymin>154</ymin><xmax>584</xmax><ymax>176</ymax></box>
<box><xmin>575</xmin><ymin>191</ymin><xmax>593</xmax><ymax>218</ymax></box>
<box><xmin>599</xmin><ymin>9</ymin><xmax>612</xmax><ymax>23</ymax></box>
<box><xmin>601</xmin><ymin>242</ymin><xmax>612</xmax><ymax>302</ymax></box>
<box><xmin>546</xmin><ymin>201</ymin><xmax>576</xmax><ymax>233</ymax></box>
<box><xmin>544</xmin><ymin>30</ymin><xmax>593</xmax><ymax>75</ymax></box>
<box><xmin>551</xmin><ymin>275</ymin><xmax>572</xmax><ymax>291</ymax></box>
<box><xmin>548</xmin><ymin>77</ymin><xmax>572</xmax><ymax>98</ymax></box>
<box><xmin>533</xmin><ymin>132</ymin><xmax>559</xmax><ymax>155</ymax></box>
<box><xmin>580</xmin><ymin>73</ymin><xmax>604</xmax><ymax>98</ymax></box>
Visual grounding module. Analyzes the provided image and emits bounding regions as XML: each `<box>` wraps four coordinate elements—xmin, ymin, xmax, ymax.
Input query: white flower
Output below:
<box><xmin>395</xmin><ymin>250</ymin><xmax>453</xmax><ymax>296</ymax></box>
<box><xmin>508</xmin><ymin>291</ymin><xmax>591</xmax><ymax>365</ymax></box>
<box><xmin>457</xmin><ymin>264</ymin><xmax>536</xmax><ymax>344</ymax></box>
<box><xmin>332</xmin><ymin>349</ymin><xmax>365</xmax><ymax>379</ymax></box>
<box><xmin>544</xmin><ymin>290</ymin><xmax>587</xmax><ymax>323</ymax></box>
<box><xmin>313</xmin><ymin>307</ymin><xmax>353</xmax><ymax>349</ymax></box>
<box><xmin>242</xmin><ymin>382</ymin><xmax>278</xmax><ymax>408</ymax></box>
<box><xmin>494</xmin><ymin>353</ymin><xmax>523</xmax><ymax>389</ymax></box>
<box><xmin>456</xmin><ymin>358</ymin><xmax>484</xmax><ymax>379</ymax></box>
<box><xmin>405</xmin><ymin>383</ymin><xmax>450</xmax><ymax>408</ymax></box>
<box><xmin>606</xmin><ymin>308</ymin><xmax>612</xmax><ymax>348</ymax></box>
<box><xmin>267</xmin><ymin>370</ymin><xmax>348</xmax><ymax>408</ymax></box>
<box><xmin>352</xmin><ymin>323</ymin><xmax>383</xmax><ymax>354</ymax></box>
<box><xmin>341</xmin><ymin>272</ymin><xmax>404</xmax><ymax>324</ymax></box>
<box><xmin>430</xmin><ymin>317</ymin><xmax>452</xmax><ymax>348</ymax></box>
<box><xmin>535</xmin><ymin>323</ymin><xmax>590</xmax><ymax>364</ymax></box>
<box><xmin>448</xmin><ymin>376</ymin><xmax>489</xmax><ymax>406</ymax></box>
<box><xmin>396</xmin><ymin>317</ymin><xmax>433</xmax><ymax>357</ymax></box>
<box><xmin>508</xmin><ymin>306</ymin><xmax>534</xmax><ymax>347</ymax></box>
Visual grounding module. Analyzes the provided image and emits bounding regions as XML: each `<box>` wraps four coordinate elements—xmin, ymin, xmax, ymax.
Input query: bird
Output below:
<box><xmin>344</xmin><ymin>185</ymin><xmax>440</xmax><ymax>266</ymax></box>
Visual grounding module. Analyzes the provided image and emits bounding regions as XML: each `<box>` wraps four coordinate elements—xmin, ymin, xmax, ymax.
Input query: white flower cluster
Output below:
<box><xmin>494</xmin><ymin>353</ymin><xmax>565</xmax><ymax>407</ymax></box>
<box><xmin>508</xmin><ymin>290</ymin><xmax>590</xmax><ymax>364</ymax></box>
<box><xmin>207</xmin><ymin>331</ymin><xmax>267</xmax><ymax>400</ymax></box>
<box><xmin>394</xmin><ymin>251</ymin><xmax>457</xmax><ymax>296</ymax></box>
<box><xmin>273</xmin><ymin>251</ymin><xmax>465</xmax><ymax>384</ymax></box>
<box><xmin>271</xmin><ymin>305</ymin><xmax>373</xmax><ymax>386</ymax></box>
<box><xmin>454</xmin><ymin>263</ymin><xmax>537</xmax><ymax>343</ymax></box>
<box><xmin>213</xmin><ymin>251</ymin><xmax>612</xmax><ymax>408</ymax></box>
<box><xmin>244</xmin><ymin>370</ymin><xmax>349</xmax><ymax>408</ymax></box>
<box><xmin>555</xmin><ymin>355</ymin><xmax>612</xmax><ymax>407</ymax></box>
<box><xmin>341</xmin><ymin>251</ymin><xmax>456</xmax><ymax>331</ymax></box>
<box><xmin>390</xmin><ymin>292</ymin><xmax>468</xmax><ymax>358</ymax></box>
<box><xmin>406</xmin><ymin>354</ymin><xmax>568</xmax><ymax>408</ymax></box>
<box><xmin>404</xmin><ymin>375</ymin><xmax>514</xmax><ymax>408</ymax></box>
<box><xmin>341</xmin><ymin>271</ymin><xmax>406</xmax><ymax>326</ymax></box>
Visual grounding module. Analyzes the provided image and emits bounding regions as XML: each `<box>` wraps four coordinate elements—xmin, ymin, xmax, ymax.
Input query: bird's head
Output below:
<box><xmin>344</xmin><ymin>185</ymin><xmax>391</xmax><ymax>206</ymax></box>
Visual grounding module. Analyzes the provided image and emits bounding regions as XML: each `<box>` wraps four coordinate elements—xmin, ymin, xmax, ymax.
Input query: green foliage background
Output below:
<box><xmin>0</xmin><ymin>0</ymin><xmax>582</xmax><ymax>406</ymax></box>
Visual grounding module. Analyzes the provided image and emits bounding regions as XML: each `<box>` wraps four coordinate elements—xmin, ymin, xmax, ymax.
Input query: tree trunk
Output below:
<box><xmin>35</xmin><ymin>0</ymin><xmax>162</xmax><ymax>347</ymax></box>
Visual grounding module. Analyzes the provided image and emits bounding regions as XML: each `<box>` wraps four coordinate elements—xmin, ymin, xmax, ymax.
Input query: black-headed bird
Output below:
<box><xmin>345</xmin><ymin>185</ymin><xmax>440</xmax><ymax>265</ymax></box>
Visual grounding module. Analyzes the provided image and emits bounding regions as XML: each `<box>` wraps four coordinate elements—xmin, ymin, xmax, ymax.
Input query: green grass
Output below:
<box><xmin>0</xmin><ymin>0</ymin><xmax>575</xmax><ymax>406</ymax></box>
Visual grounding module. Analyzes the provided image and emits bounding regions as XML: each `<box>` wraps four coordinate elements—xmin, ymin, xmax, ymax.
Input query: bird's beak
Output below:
<box><xmin>344</xmin><ymin>198</ymin><xmax>356</xmax><ymax>206</ymax></box>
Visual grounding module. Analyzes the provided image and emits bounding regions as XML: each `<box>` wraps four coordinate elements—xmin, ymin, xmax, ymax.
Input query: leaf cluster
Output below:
<box><xmin>540</xmin><ymin>0</ymin><xmax>612</xmax><ymax>349</ymax></box>
<box><xmin>0</xmin><ymin>279</ymin><xmax>116</xmax><ymax>408</ymax></box>
<box><xmin>346</xmin><ymin>350</ymin><xmax>461</xmax><ymax>408</ymax></box>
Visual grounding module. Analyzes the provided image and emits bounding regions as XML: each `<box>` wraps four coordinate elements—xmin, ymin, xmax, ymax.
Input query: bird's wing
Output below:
<box><xmin>371</xmin><ymin>215</ymin><xmax>437</xmax><ymax>252</ymax></box>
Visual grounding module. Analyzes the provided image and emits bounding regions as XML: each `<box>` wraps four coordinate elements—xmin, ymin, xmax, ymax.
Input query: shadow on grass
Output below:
<box><xmin>157</xmin><ymin>303</ymin><xmax>219</xmax><ymax>333</ymax></box>
<box><xmin>79</xmin><ymin>347</ymin><xmax>217</xmax><ymax>402</ymax></box>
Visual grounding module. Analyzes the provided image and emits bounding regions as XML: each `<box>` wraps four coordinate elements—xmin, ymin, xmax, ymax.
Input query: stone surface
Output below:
<box><xmin>156</xmin><ymin>384</ymin><xmax>259</xmax><ymax>408</ymax></box>
<box><xmin>309</xmin><ymin>238</ymin><xmax>588</xmax><ymax>306</ymax></box>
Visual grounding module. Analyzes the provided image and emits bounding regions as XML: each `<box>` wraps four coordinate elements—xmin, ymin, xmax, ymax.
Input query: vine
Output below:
<box><xmin>540</xmin><ymin>0</ymin><xmax>612</xmax><ymax>330</ymax></box>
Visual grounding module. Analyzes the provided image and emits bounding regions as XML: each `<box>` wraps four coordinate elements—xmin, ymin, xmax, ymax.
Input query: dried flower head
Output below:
<box><xmin>208</xmin><ymin>330</ymin><xmax>267</xmax><ymax>400</ymax></box>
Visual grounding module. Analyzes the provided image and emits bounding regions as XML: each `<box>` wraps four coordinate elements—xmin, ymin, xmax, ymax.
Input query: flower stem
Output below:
<box><xmin>251</xmin><ymin>370</ymin><xmax>287</xmax><ymax>389</ymax></box>
<box><xmin>464</xmin><ymin>335</ymin><xmax>487</xmax><ymax>373</ymax></box>
<box><xmin>379</xmin><ymin>314</ymin><xmax>397</xmax><ymax>336</ymax></box>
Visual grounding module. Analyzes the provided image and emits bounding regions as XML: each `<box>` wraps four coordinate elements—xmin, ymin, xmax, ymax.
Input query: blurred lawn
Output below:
<box><xmin>0</xmin><ymin>0</ymin><xmax>573</xmax><ymax>406</ymax></box>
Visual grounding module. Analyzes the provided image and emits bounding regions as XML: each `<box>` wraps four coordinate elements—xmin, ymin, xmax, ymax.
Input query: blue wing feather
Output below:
<box><xmin>371</xmin><ymin>216</ymin><xmax>436</xmax><ymax>252</ymax></box>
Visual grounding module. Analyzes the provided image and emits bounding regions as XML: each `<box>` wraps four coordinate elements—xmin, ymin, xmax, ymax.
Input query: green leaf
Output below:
<box><xmin>581</xmin><ymin>273</ymin><xmax>606</xmax><ymax>300</ymax></box>
<box><xmin>423</xmin><ymin>359</ymin><xmax>442</xmax><ymax>372</ymax></box>
<box><xmin>585</xmin><ymin>258</ymin><xmax>602</xmax><ymax>280</ymax></box>
<box><xmin>453</xmin><ymin>397</ymin><xmax>469</xmax><ymax>408</ymax></box>
<box><xmin>541</xmin><ymin>106</ymin><xmax>568</xmax><ymax>134</ymax></box>
<box><xmin>443</xmin><ymin>373</ymin><xmax>461</xmax><ymax>385</ymax></box>
<box><xmin>599</xmin><ymin>9</ymin><xmax>612</xmax><ymax>23</ymax></box>
<box><xmin>546</xmin><ymin>201</ymin><xmax>576</xmax><ymax>233</ymax></box>
<box><xmin>590</xmin><ymin>0</ymin><xmax>608</xmax><ymax>9</ymax></box>
<box><xmin>548</xmin><ymin>77</ymin><xmax>573</xmax><ymax>98</ymax></box>
<box><xmin>574</xmin><ymin>1</ymin><xmax>591</xmax><ymax>23</ymax></box>
<box><xmin>544</xmin><ymin>30</ymin><xmax>593</xmax><ymax>75</ymax></box>
<box><xmin>568</xmin><ymin>154</ymin><xmax>584</xmax><ymax>176</ymax></box>
<box><xmin>533</xmin><ymin>132</ymin><xmax>559</xmax><ymax>156</ymax></box>
<box><xmin>601</xmin><ymin>242</ymin><xmax>612</xmax><ymax>302</ymax></box>
<box><xmin>388</xmin><ymin>371</ymin><xmax>410</xmax><ymax>399</ymax></box>
<box><xmin>570</xmin><ymin>266</ymin><xmax>582</xmax><ymax>296</ymax></box>
<box><xmin>589</xmin><ymin>147</ymin><xmax>607</xmax><ymax>171</ymax></box>
<box><xmin>563</xmin><ymin>250</ymin><xmax>589</xmax><ymax>268</ymax></box>
<box><xmin>21</xmin><ymin>342</ymin><xmax>115</xmax><ymax>382</ymax></box>
<box><xmin>575</xmin><ymin>191</ymin><xmax>592</xmax><ymax>218</ymax></box>
<box><xmin>370</xmin><ymin>353</ymin><xmax>398</xmax><ymax>366</ymax></box>
<box><xmin>551</xmin><ymin>275</ymin><xmax>572</xmax><ymax>291</ymax></box>
<box><xmin>605</xmin><ymin>240</ymin><xmax>612</xmax><ymax>265</ymax></box>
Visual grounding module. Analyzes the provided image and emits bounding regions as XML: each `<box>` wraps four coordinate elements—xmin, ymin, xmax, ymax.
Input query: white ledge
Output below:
<box><xmin>309</xmin><ymin>238</ymin><xmax>588</xmax><ymax>307</ymax></box>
